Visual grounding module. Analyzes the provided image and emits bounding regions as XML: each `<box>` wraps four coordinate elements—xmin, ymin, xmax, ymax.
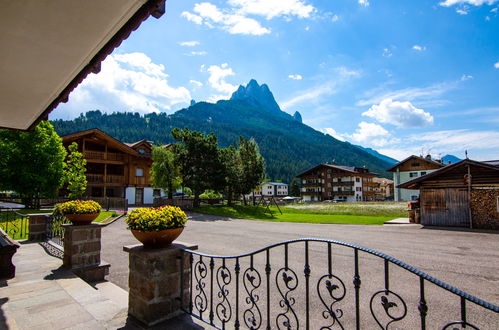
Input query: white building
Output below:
<box><xmin>387</xmin><ymin>155</ymin><xmax>445</xmax><ymax>201</ymax></box>
<box><xmin>252</xmin><ymin>182</ymin><xmax>289</xmax><ymax>197</ymax></box>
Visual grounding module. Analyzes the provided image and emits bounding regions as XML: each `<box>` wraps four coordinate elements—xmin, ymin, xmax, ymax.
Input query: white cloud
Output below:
<box><xmin>282</xmin><ymin>84</ymin><xmax>335</xmax><ymax>109</ymax></box>
<box><xmin>358</xmin><ymin>81</ymin><xmax>457</xmax><ymax>108</ymax></box>
<box><xmin>181</xmin><ymin>11</ymin><xmax>203</xmax><ymax>24</ymax></box>
<box><xmin>456</xmin><ymin>8</ymin><xmax>469</xmax><ymax>14</ymax></box>
<box><xmin>320</xmin><ymin>128</ymin><xmax>346</xmax><ymax>141</ymax></box>
<box><xmin>186</xmin><ymin>51</ymin><xmax>208</xmax><ymax>56</ymax></box>
<box><xmin>184</xmin><ymin>2</ymin><xmax>271</xmax><ymax>35</ymax></box>
<box><xmin>228</xmin><ymin>0</ymin><xmax>315</xmax><ymax>19</ymax></box>
<box><xmin>439</xmin><ymin>0</ymin><xmax>498</xmax><ymax>6</ymax></box>
<box><xmin>190</xmin><ymin>80</ymin><xmax>203</xmax><ymax>87</ymax></box>
<box><xmin>182</xmin><ymin>0</ymin><xmax>318</xmax><ymax>36</ymax></box>
<box><xmin>179</xmin><ymin>41</ymin><xmax>200</xmax><ymax>47</ymax></box>
<box><xmin>51</xmin><ymin>53</ymin><xmax>191</xmax><ymax>119</ymax></box>
<box><xmin>362</xmin><ymin>98</ymin><xmax>434</xmax><ymax>128</ymax></box>
<box><xmin>351</xmin><ymin>122</ymin><xmax>391</xmax><ymax>147</ymax></box>
<box><xmin>495</xmin><ymin>61</ymin><xmax>499</xmax><ymax>68</ymax></box>
<box><xmin>382</xmin><ymin>48</ymin><xmax>393</xmax><ymax>58</ymax></box>
<box><xmin>358</xmin><ymin>0</ymin><xmax>370</xmax><ymax>7</ymax></box>
<box><xmin>412</xmin><ymin>45</ymin><xmax>426</xmax><ymax>51</ymax></box>
<box><xmin>461</xmin><ymin>74</ymin><xmax>474</xmax><ymax>81</ymax></box>
<box><xmin>206</xmin><ymin>63</ymin><xmax>237</xmax><ymax>99</ymax></box>
<box><xmin>410</xmin><ymin>129</ymin><xmax>499</xmax><ymax>155</ymax></box>
<box><xmin>288</xmin><ymin>74</ymin><xmax>303</xmax><ymax>80</ymax></box>
<box><xmin>282</xmin><ymin>66</ymin><xmax>360</xmax><ymax>109</ymax></box>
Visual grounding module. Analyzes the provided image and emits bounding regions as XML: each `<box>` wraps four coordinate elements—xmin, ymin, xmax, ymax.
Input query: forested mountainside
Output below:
<box><xmin>52</xmin><ymin>80</ymin><xmax>396</xmax><ymax>182</ymax></box>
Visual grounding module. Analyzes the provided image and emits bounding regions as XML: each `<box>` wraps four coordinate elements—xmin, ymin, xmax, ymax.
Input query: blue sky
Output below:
<box><xmin>51</xmin><ymin>0</ymin><xmax>499</xmax><ymax>161</ymax></box>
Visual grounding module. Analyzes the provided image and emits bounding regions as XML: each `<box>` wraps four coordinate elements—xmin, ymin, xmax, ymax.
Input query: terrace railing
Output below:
<box><xmin>180</xmin><ymin>238</ymin><xmax>499</xmax><ymax>329</ymax></box>
<box><xmin>42</xmin><ymin>212</ymin><xmax>71</xmax><ymax>258</ymax></box>
<box><xmin>0</xmin><ymin>208</ymin><xmax>29</xmax><ymax>240</ymax></box>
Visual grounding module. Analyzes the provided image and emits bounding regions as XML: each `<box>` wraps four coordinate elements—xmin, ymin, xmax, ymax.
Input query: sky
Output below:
<box><xmin>51</xmin><ymin>0</ymin><xmax>499</xmax><ymax>161</ymax></box>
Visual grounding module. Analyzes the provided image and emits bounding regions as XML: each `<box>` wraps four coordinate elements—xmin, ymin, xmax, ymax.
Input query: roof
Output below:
<box><xmin>373</xmin><ymin>177</ymin><xmax>394</xmax><ymax>184</ymax></box>
<box><xmin>61</xmin><ymin>128</ymin><xmax>146</xmax><ymax>157</ymax></box>
<box><xmin>296</xmin><ymin>163</ymin><xmax>377</xmax><ymax>177</ymax></box>
<box><xmin>386</xmin><ymin>155</ymin><xmax>445</xmax><ymax>172</ymax></box>
<box><xmin>0</xmin><ymin>0</ymin><xmax>165</xmax><ymax>131</ymax></box>
<box><xmin>397</xmin><ymin>159</ymin><xmax>499</xmax><ymax>189</ymax></box>
<box><xmin>264</xmin><ymin>182</ymin><xmax>288</xmax><ymax>186</ymax></box>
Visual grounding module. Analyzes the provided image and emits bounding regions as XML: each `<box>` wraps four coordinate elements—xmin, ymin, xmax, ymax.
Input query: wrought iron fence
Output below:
<box><xmin>41</xmin><ymin>213</ymin><xmax>70</xmax><ymax>258</ymax></box>
<box><xmin>0</xmin><ymin>208</ymin><xmax>29</xmax><ymax>240</ymax></box>
<box><xmin>180</xmin><ymin>238</ymin><xmax>499</xmax><ymax>329</ymax></box>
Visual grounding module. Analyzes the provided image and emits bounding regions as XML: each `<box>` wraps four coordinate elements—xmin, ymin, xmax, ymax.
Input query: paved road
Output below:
<box><xmin>102</xmin><ymin>213</ymin><xmax>499</xmax><ymax>329</ymax></box>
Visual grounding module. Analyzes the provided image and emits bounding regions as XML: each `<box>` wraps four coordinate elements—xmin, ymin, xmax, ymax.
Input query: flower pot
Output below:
<box><xmin>64</xmin><ymin>213</ymin><xmax>100</xmax><ymax>225</ymax></box>
<box><xmin>131</xmin><ymin>227</ymin><xmax>184</xmax><ymax>249</ymax></box>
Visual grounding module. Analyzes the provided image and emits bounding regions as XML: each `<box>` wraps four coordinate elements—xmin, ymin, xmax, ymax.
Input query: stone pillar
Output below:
<box><xmin>124</xmin><ymin>242</ymin><xmax>198</xmax><ymax>327</ymax></box>
<box><xmin>62</xmin><ymin>223</ymin><xmax>110</xmax><ymax>282</ymax></box>
<box><xmin>28</xmin><ymin>214</ymin><xmax>49</xmax><ymax>241</ymax></box>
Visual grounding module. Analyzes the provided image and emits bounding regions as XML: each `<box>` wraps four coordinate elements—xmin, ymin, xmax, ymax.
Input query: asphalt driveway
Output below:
<box><xmin>101</xmin><ymin>212</ymin><xmax>499</xmax><ymax>329</ymax></box>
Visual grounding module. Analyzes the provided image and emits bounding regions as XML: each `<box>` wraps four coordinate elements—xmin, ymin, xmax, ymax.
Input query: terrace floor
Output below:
<box><xmin>0</xmin><ymin>242</ymin><xmax>207</xmax><ymax>329</ymax></box>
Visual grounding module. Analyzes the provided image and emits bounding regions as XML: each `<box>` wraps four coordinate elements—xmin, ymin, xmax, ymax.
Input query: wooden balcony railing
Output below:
<box><xmin>87</xmin><ymin>174</ymin><xmax>104</xmax><ymax>183</ymax></box>
<box><xmin>332</xmin><ymin>181</ymin><xmax>354</xmax><ymax>187</ymax></box>
<box><xmin>106</xmin><ymin>175</ymin><xmax>125</xmax><ymax>184</ymax></box>
<box><xmin>84</xmin><ymin>151</ymin><xmax>125</xmax><ymax>162</ymax></box>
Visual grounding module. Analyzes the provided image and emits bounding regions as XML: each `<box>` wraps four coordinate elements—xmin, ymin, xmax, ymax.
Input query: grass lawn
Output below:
<box><xmin>193</xmin><ymin>202</ymin><xmax>407</xmax><ymax>225</ymax></box>
<box><xmin>0</xmin><ymin>210</ymin><xmax>124</xmax><ymax>240</ymax></box>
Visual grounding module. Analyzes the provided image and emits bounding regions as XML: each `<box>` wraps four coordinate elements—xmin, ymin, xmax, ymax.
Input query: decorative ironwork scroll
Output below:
<box><xmin>194</xmin><ymin>256</ymin><xmax>208</xmax><ymax>317</ymax></box>
<box><xmin>216</xmin><ymin>260</ymin><xmax>232</xmax><ymax>325</ymax></box>
<box><xmin>243</xmin><ymin>258</ymin><xmax>262</xmax><ymax>329</ymax></box>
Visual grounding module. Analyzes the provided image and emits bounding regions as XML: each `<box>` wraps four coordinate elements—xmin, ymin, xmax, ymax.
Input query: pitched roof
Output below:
<box><xmin>397</xmin><ymin>159</ymin><xmax>499</xmax><ymax>189</ymax></box>
<box><xmin>386</xmin><ymin>155</ymin><xmax>445</xmax><ymax>172</ymax></box>
<box><xmin>61</xmin><ymin>128</ymin><xmax>143</xmax><ymax>156</ymax></box>
<box><xmin>0</xmin><ymin>0</ymin><xmax>166</xmax><ymax>131</ymax></box>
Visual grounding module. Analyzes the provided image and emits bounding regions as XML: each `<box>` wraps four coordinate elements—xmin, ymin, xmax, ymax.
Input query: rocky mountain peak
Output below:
<box><xmin>230</xmin><ymin>79</ymin><xmax>281</xmax><ymax>113</ymax></box>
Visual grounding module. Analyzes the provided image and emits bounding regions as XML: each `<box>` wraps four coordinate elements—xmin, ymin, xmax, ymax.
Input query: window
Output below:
<box><xmin>411</xmin><ymin>195</ymin><xmax>419</xmax><ymax>201</ymax></box>
<box><xmin>420</xmin><ymin>171</ymin><xmax>427</xmax><ymax>176</ymax></box>
<box><xmin>411</xmin><ymin>162</ymin><xmax>420</xmax><ymax>167</ymax></box>
<box><xmin>356</xmin><ymin>177</ymin><xmax>360</xmax><ymax>182</ymax></box>
<box><xmin>153</xmin><ymin>189</ymin><xmax>161</xmax><ymax>197</ymax></box>
<box><xmin>409</xmin><ymin>172</ymin><xmax>418</xmax><ymax>178</ymax></box>
<box><xmin>136</xmin><ymin>168</ymin><xmax>144</xmax><ymax>177</ymax></box>
<box><xmin>138</xmin><ymin>148</ymin><xmax>145</xmax><ymax>154</ymax></box>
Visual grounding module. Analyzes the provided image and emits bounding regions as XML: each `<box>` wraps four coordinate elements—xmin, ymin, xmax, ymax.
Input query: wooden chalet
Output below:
<box><xmin>61</xmin><ymin>129</ymin><xmax>157</xmax><ymax>206</ymax></box>
<box><xmin>297</xmin><ymin>164</ymin><xmax>377</xmax><ymax>202</ymax></box>
<box><xmin>399</xmin><ymin>159</ymin><xmax>499</xmax><ymax>229</ymax></box>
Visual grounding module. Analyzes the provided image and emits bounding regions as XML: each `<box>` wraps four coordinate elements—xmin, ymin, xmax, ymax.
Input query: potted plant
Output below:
<box><xmin>56</xmin><ymin>200</ymin><xmax>101</xmax><ymax>225</ymax></box>
<box><xmin>126</xmin><ymin>206</ymin><xmax>188</xmax><ymax>248</ymax></box>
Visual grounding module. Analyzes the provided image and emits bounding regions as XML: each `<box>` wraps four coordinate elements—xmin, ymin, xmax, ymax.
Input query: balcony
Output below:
<box><xmin>86</xmin><ymin>174</ymin><xmax>125</xmax><ymax>184</ymax></box>
<box><xmin>331</xmin><ymin>181</ymin><xmax>354</xmax><ymax>187</ymax></box>
<box><xmin>84</xmin><ymin>151</ymin><xmax>125</xmax><ymax>162</ymax></box>
<box><xmin>332</xmin><ymin>191</ymin><xmax>355</xmax><ymax>196</ymax></box>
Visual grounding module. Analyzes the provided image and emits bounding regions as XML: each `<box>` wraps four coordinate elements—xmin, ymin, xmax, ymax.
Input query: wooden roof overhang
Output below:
<box><xmin>0</xmin><ymin>0</ymin><xmax>166</xmax><ymax>131</ymax></box>
<box><xmin>386</xmin><ymin>155</ymin><xmax>445</xmax><ymax>172</ymax></box>
<box><xmin>398</xmin><ymin>159</ymin><xmax>499</xmax><ymax>190</ymax></box>
<box><xmin>61</xmin><ymin>128</ymin><xmax>141</xmax><ymax>156</ymax></box>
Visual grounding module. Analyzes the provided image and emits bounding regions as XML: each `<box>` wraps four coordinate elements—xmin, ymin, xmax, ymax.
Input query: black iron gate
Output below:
<box><xmin>180</xmin><ymin>239</ymin><xmax>499</xmax><ymax>329</ymax></box>
<box><xmin>0</xmin><ymin>208</ymin><xmax>29</xmax><ymax>240</ymax></box>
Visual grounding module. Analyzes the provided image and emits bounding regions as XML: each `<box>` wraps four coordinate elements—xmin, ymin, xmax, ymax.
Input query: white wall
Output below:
<box><xmin>394</xmin><ymin>169</ymin><xmax>440</xmax><ymax>201</ymax></box>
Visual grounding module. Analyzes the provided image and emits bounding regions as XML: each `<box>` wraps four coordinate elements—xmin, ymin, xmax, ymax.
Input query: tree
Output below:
<box><xmin>220</xmin><ymin>145</ymin><xmax>242</xmax><ymax>206</ymax></box>
<box><xmin>289</xmin><ymin>178</ymin><xmax>301</xmax><ymax>197</ymax></box>
<box><xmin>171</xmin><ymin>128</ymin><xmax>225</xmax><ymax>207</ymax></box>
<box><xmin>0</xmin><ymin>121</ymin><xmax>66</xmax><ymax>208</ymax></box>
<box><xmin>63</xmin><ymin>142</ymin><xmax>87</xmax><ymax>199</ymax></box>
<box><xmin>150</xmin><ymin>146</ymin><xmax>182</xmax><ymax>199</ymax></box>
<box><xmin>237</xmin><ymin>136</ymin><xmax>266</xmax><ymax>205</ymax></box>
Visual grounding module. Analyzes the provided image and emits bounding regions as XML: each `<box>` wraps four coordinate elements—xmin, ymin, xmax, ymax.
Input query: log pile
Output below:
<box><xmin>470</xmin><ymin>189</ymin><xmax>499</xmax><ymax>229</ymax></box>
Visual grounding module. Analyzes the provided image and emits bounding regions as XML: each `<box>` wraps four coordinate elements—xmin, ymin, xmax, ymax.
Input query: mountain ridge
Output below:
<box><xmin>52</xmin><ymin>80</ymin><xmax>394</xmax><ymax>182</ymax></box>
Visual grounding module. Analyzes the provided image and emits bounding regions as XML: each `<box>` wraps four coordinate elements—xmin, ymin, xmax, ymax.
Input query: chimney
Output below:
<box><xmin>425</xmin><ymin>154</ymin><xmax>432</xmax><ymax>160</ymax></box>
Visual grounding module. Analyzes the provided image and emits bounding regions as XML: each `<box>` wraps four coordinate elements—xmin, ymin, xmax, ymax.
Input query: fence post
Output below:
<box><xmin>62</xmin><ymin>223</ymin><xmax>110</xmax><ymax>282</ymax></box>
<box><xmin>28</xmin><ymin>214</ymin><xmax>49</xmax><ymax>241</ymax></box>
<box><xmin>123</xmin><ymin>241</ymin><xmax>198</xmax><ymax>326</ymax></box>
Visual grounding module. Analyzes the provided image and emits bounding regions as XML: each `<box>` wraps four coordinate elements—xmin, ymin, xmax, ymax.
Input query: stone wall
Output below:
<box><xmin>471</xmin><ymin>188</ymin><xmax>499</xmax><ymax>230</ymax></box>
<box><xmin>62</xmin><ymin>223</ymin><xmax>109</xmax><ymax>282</ymax></box>
<box><xmin>124</xmin><ymin>242</ymin><xmax>197</xmax><ymax>326</ymax></box>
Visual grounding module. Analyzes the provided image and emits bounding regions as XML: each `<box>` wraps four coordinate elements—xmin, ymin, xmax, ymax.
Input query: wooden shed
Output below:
<box><xmin>398</xmin><ymin>159</ymin><xmax>499</xmax><ymax>229</ymax></box>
